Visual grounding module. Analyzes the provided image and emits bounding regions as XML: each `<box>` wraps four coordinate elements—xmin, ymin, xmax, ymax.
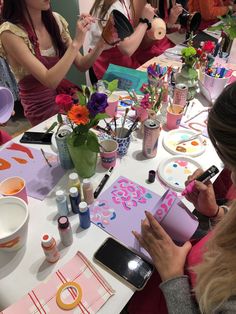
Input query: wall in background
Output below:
<box><xmin>51</xmin><ymin>0</ymin><xmax>86</xmax><ymax>85</ymax></box>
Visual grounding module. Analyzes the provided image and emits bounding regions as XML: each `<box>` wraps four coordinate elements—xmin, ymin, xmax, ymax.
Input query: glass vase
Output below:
<box><xmin>67</xmin><ymin>132</ymin><xmax>98</xmax><ymax>178</ymax></box>
<box><xmin>175</xmin><ymin>64</ymin><xmax>198</xmax><ymax>100</ymax></box>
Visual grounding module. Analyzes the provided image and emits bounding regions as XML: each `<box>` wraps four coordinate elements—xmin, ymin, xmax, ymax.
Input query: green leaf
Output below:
<box><xmin>77</xmin><ymin>91</ymin><xmax>86</xmax><ymax>105</ymax></box>
<box><xmin>73</xmin><ymin>132</ymin><xmax>87</xmax><ymax>146</ymax></box>
<box><xmin>45</xmin><ymin>121</ymin><xmax>58</xmax><ymax>133</ymax></box>
<box><xmin>89</xmin><ymin>113</ymin><xmax>110</xmax><ymax>127</ymax></box>
<box><xmin>107</xmin><ymin>79</ymin><xmax>119</xmax><ymax>93</ymax></box>
<box><xmin>85</xmin><ymin>86</ymin><xmax>91</xmax><ymax>100</ymax></box>
<box><xmin>57</xmin><ymin>113</ymin><xmax>63</xmax><ymax>124</ymax></box>
<box><xmin>86</xmin><ymin>132</ymin><xmax>99</xmax><ymax>152</ymax></box>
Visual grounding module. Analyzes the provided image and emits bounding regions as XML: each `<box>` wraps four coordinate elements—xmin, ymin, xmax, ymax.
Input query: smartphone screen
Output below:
<box><xmin>94</xmin><ymin>238</ymin><xmax>154</xmax><ymax>290</ymax></box>
<box><xmin>20</xmin><ymin>132</ymin><xmax>52</xmax><ymax>145</ymax></box>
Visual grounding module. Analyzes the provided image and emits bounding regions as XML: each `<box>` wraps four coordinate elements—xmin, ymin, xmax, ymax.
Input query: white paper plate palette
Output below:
<box><xmin>163</xmin><ymin>129</ymin><xmax>206</xmax><ymax>157</ymax></box>
<box><xmin>157</xmin><ymin>156</ymin><xmax>202</xmax><ymax>191</ymax></box>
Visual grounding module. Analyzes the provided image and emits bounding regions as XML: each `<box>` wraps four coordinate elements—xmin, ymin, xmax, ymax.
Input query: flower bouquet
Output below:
<box><xmin>50</xmin><ymin>88</ymin><xmax>109</xmax><ymax>177</ymax></box>
<box><xmin>129</xmin><ymin>64</ymin><xmax>169</xmax><ymax>122</ymax></box>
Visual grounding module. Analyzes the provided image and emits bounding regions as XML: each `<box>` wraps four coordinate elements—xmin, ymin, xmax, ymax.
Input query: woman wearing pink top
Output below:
<box><xmin>0</xmin><ymin>0</ymin><xmax>106</xmax><ymax>126</ymax></box>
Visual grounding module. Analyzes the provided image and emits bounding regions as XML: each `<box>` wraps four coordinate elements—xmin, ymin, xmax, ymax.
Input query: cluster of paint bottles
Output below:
<box><xmin>41</xmin><ymin>172</ymin><xmax>94</xmax><ymax>263</ymax></box>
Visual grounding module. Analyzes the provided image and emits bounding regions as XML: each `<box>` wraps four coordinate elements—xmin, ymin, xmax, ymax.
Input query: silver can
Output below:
<box><xmin>173</xmin><ymin>83</ymin><xmax>188</xmax><ymax>107</ymax></box>
<box><xmin>143</xmin><ymin>119</ymin><xmax>161</xmax><ymax>158</ymax></box>
<box><xmin>55</xmin><ymin>129</ymin><xmax>74</xmax><ymax>169</ymax></box>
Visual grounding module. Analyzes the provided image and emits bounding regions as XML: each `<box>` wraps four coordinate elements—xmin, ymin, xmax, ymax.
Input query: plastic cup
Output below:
<box><xmin>113</xmin><ymin>127</ymin><xmax>131</xmax><ymax>156</ymax></box>
<box><xmin>0</xmin><ymin>176</ymin><xmax>28</xmax><ymax>204</ymax></box>
<box><xmin>154</xmin><ymin>189</ymin><xmax>199</xmax><ymax>243</ymax></box>
<box><xmin>100</xmin><ymin>139</ymin><xmax>118</xmax><ymax>169</ymax></box>
<box><xmin>105</xmin><ymin>94</ymin><xmax>119</xmax><ymax>117</ymax></box>
<box><xmin>166</xmin><ymin>104</ymin><xmax>184</xmax><ymax>130</ymax></box>
<box><xmin>0</xmin><ymin>87</ymin><xmax>14</xmax><ymax>124</ymax></box>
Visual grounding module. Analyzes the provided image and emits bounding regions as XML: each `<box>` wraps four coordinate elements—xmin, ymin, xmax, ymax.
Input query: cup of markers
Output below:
<box><xmin>201</xmin><ymin>66</ymin><xmax>232</xmax><ymax>102</ymax></box>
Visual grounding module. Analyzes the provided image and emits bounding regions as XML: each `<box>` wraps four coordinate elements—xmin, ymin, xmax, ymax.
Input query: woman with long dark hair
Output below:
<box><xmin>0</xmin><ymin>0</ymin><xmax>106</xmax><ymax>126</ymax></box>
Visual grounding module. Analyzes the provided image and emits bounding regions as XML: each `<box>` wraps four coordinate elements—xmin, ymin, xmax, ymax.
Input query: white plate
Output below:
<box><xmin>162</xmin><ymin>129</ymin><xmax>206</xmax><ymax>157</ymax></box>
<box><xmin>164</xmin><ymin>46</ymin><xmax>183</xmax><ymax>61</ymax></box>
<box><xmin>157</xmin><ymin>156</ymin><xmax>202</xmax><ymax>191</ymax></box>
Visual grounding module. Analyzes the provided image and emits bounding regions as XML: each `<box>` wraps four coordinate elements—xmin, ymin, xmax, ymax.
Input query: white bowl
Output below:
<box><xmin>0</xmin><ymin>196</ymin><xmax>29</xmax><ymax>252</ymax></box>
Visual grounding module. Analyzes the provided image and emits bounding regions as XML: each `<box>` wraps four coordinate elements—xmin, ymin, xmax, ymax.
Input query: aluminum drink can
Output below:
<box><xmin>173</xmin><ymin>83</ymin><xmax>188</xmax><ymax>107</ymax></box>
<box><xmin>143</xmin><ymin>119</ymin><xmax>161</xmax><ymax>158</ymax></box>
<box><xmin>55</xmin><ymin>129</ymin><xmax>74</xmax><ymax>169</ymax></box>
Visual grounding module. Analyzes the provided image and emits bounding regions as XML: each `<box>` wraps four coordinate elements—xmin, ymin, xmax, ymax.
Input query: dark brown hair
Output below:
<box><xmin>1</xmin><ymin>0</ymin><xmax>66</xmax><ymax>57</ymax></box>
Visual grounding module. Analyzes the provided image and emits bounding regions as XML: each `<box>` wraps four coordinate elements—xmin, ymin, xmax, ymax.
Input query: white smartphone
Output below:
<box><xmin>94</xmin><ymin>237</ymin><xmax>154</xmax><ymax>290</ymax></box>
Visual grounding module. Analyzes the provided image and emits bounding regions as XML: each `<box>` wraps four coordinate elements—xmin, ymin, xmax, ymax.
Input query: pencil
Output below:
<box><xmin>77</xmin><ymin>15</ymin><xmax>107</xmax><ymax>22</ymax></box>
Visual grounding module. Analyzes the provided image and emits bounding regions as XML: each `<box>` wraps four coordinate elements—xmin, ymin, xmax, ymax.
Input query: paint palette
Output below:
<box><xmin>163</xmin><ymin>129</ymin><xmax>206</xmax><ymax>157</ymax></box>
<box><xmin>157</xmin><ymin>156</ymin><xmax>202</xmax><ymax>191</ymax></box>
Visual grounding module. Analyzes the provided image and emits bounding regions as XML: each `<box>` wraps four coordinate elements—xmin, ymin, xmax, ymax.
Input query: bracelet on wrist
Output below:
<box><xmin>139</xmin><ymin>17</ymin><xmax>152</xmax><ymax>30</ymax></box>
<box><xmin>208</xmin><ymin>206</ymin><xmax>220</xmax><ymax>218</ymax></box>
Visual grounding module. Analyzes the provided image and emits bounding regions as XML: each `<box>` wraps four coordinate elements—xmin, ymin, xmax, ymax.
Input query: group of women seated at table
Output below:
<box><xmin>1</xmin><ymin>0</ymin><xmax>235</xmax><ymax>130</ymax></box>
<box><xmin>1</xmin><ymin>1</ymin><xmax>236</xmax><ymax>313</ymax></box>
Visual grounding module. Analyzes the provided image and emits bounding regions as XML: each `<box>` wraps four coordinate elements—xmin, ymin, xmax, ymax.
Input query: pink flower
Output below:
<box><xmin>140</xmin><ymin>94</ymin><xmax>152</xmax><ymax>109</ymax></box>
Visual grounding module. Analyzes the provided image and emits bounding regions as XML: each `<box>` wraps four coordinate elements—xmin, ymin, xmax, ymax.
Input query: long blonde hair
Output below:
<box><xmin>194</xmin><ymin>82</ymin><xmax>236</xmax><ymax>313</ymax></box>
<box><xmin>194</xmin><ymin>202</ymin><xmax>236</xmax><ymax>313</ymax></box>
<box><xmin>90</xmin><ymin>0</ymin><xmax>135</xmax><ymax>21</ymax></box>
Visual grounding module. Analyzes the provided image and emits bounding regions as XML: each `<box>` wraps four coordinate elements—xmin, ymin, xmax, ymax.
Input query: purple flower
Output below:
<box><xmin>87</xmin><ymin>92</ymin><xmax>108</xmax><ymax>117</ymax></box>
<box><xmin>147</xmin><ymin>65</ymin><xmax>158</xmax><ymax>78</ymax></box>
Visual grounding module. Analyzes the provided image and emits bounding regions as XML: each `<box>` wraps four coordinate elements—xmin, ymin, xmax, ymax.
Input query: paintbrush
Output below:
<box><xmin>40</xmin><ymin>149</ymin><xmax>52</xmax><ymax>167</ymax></box>
<box><xmin>77</xmin><ymin>15</ymin><xmax>108</xmax><ymax>22</ymax></box>
<box><xmin>119</xmin><ymin>108</ymin><xmax>129</xmax><ymax>137</ymax></box>
<box><xmin>114</xmin><ymin>117</ymin><xmax>117</xmax><ymax>136</ymax></box>
<box><xmin>176</xmin><ymin>132</ymin><xmax>202</xmax><ymax>145</ymax></box>
<box><xmin>125</xmin><ymin>118</ymin><xmax>139</xmax><ymax>137</ymax></box>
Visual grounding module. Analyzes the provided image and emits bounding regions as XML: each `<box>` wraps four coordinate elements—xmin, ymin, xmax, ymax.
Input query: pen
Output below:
<box><xmin>94</xmin><ymin>167</ymin><xmax>114</xmax><ymax>198</ymax></box>
<box><xmin>182</xmin><ymin>165</ymin><xmax>219</xmax><ymax>196</ymax></box>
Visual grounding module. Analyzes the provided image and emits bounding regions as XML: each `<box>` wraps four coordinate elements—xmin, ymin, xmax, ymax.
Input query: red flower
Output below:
<box><xmin>202</xmin><ymin>41</ymin><xmax>215</xmax><ymax>53</ymax></box>
<box><xmin>55</xmin><ymin>94</ymin><xmax>73</xmax><ymax>113</ymax></box>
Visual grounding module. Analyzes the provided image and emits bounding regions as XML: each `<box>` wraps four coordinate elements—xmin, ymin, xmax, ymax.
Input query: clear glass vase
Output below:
<box><xmin>175</xmin><ymin>64</ymin><xmax>198</xmax><ymax>100</ymax></box>
<box><xmin>67</xmin><ymin>131</ymin><xmax>98</xmax><ymax>178</ymax></box>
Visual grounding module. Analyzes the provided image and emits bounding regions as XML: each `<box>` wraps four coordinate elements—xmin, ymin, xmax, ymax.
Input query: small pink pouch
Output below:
<box><xmin>2</xmin><ymin>252</ymin><xmax>115</xmax><ymax>313</ymax></box>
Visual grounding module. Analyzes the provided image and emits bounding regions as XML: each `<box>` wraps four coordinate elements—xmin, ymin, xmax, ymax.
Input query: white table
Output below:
<box><xmin>0</xmin><ymin>99</ymin><xmax>223</xmax><ymax>312</ymax></box>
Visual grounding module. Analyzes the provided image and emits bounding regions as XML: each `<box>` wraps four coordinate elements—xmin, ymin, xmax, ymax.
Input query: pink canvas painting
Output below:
<box><xmin>90</xmin><ymin>176</ymin><xmax>161</xmax><ymax>260</ymax></box>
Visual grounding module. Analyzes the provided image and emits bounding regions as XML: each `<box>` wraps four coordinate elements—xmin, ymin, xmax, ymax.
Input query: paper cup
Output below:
<box><xmin>113</xmin><ymin>127</ymin><xmax>131</xmax><ymax>156</ymax></box>
<box><xmin>203</xmin><ymin>73</ymin><xmax>229</xmax><ymax>102</ymax></box>
<box><xmin>154</xmin><ymin>189</ymin><xmax>199</xmax><ymax>243</ymax></box>
<box><xmin>0</xmin><ymin>196</ymin><xmax>29</xmax><ymax>251</ymax></box>
<box><xmin>0</xmin><ymin>176</ymin><xmax>28</xmax><ymax>204</ymax></box>
<box><xmin>100</xmin><ymin>139</ymin><xmax>118</xmax><ymax>169</ymax></box>
<box><xmin>105</xmin><ymin>94</ymin><xmax>119</xmax><ymax>117</ymax></box>
<box><xmin>166</xmin><ymin>105</ymin><xmax>184</xmax><ymax>130</ymax></box>
<box><xmin>0</xmin><ymin>87</ymin><xmax>14</xmax><ymax>124</ymax></box>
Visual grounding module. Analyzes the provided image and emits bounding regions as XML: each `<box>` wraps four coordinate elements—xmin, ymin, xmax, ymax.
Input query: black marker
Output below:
<box><xmin>182</xmin><ymin>165</ymin><xmax>219</xmax><ymax>196</ymax></box>
<box><xmin>94</xmin><ymin>167</ymin><xmax>114</xmax><ymax>198</ymax></box>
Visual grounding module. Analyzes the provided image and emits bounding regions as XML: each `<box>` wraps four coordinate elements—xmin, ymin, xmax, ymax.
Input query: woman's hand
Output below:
<box><xmin>168</xmin><ymin>3</ymin><xmax>183</xmax><ymax>25</ymax></box>
<box><xmin>73</xmin><ymin>14</ymin><xmax>95</xmax><ymax>48</ymax></box>
<box><xmin>141</xmin><ymin>3</ymin><xmax>156</xmax><ymax>22</ymax></box>
<box><xmin>133</xmin><ymin>211</ymin><xmax>192</xmax><ymax>282</ymax></box>
<box><xmin>184</xmin><ymin>168</ymin><xmax>219</xmax><ymax>217</ymax></box>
